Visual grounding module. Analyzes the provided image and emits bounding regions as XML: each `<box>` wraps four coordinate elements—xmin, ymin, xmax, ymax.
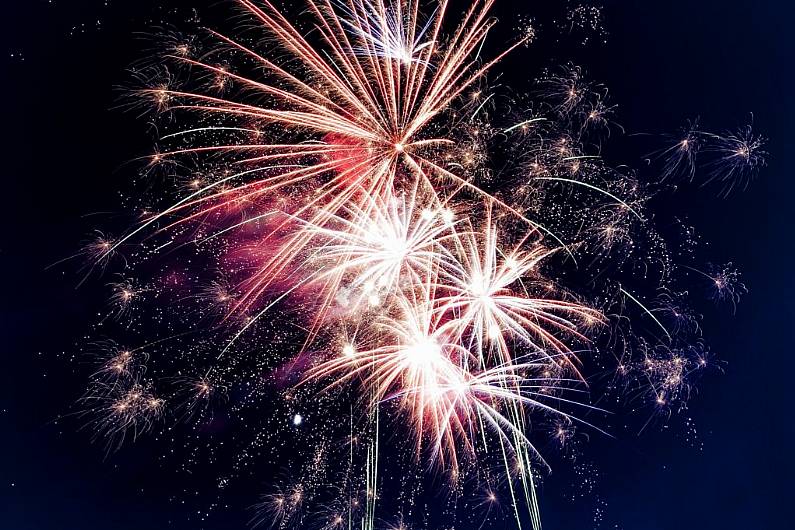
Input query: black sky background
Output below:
<box><xmin>1</xmin><ymin>1</ymin><xmax>793</xmax><ymax>529</ymax></box>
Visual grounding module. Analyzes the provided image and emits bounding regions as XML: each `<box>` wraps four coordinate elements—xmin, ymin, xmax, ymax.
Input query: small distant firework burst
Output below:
<box><xmin>70</xmin><ymin>0</ymin><xmax>764</xmax><ymax>527</ymax></box>
<box><xmin>654</xmin><ymin>118</ymin><xmax>767</xmax><ymax>195</ymax></box>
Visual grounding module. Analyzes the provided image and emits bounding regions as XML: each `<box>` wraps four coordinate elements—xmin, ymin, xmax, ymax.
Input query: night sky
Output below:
<box><xmin>1</xmin><ymin>1</ymin><xmax>793</xmax><ymax>529</ymax></box>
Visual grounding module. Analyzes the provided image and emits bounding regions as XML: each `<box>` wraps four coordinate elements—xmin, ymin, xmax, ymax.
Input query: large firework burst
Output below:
<box><xmin>70</xmin><ymin>0</ymin><xmax>764</xmax><ymax>528</ymax></box>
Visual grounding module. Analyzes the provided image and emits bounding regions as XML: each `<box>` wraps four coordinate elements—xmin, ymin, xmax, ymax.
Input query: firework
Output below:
<box><xmin>69</xmin><ymin>0</ymin><xmax>761</xmax><ymax>528</ymax></box>
<box><xmin>653</xmin><ymin>118</ymin><xmax>767</xmax><ymax>194</ymax></box>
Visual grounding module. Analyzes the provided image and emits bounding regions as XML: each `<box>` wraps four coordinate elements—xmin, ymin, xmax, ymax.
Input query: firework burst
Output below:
<box><xmin>67</xmin><ymin>0</ymin><xmax>762</xmax><ymax>528</ymax></box>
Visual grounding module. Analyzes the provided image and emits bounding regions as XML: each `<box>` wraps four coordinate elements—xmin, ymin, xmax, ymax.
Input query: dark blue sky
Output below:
<box><xmin>1</xmin><ymin>1</ymin><xmax>793</xmax><ymax>528</ymax></box>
